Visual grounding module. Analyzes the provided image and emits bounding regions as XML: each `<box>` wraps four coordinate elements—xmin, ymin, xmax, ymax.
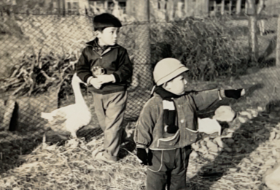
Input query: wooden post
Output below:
<box><xmin>247</xmin><ymin>0</ymin><xmax>258</xmax><ymax>63</ymax></box>
<box><xmin>277</xmin><ymin>15</ymin><xmax>280</xmax><ymax>66</ymax></box>
<box><xmin>236</xmin><ymin>0</ymin><xmax>241</xmax><ymax>15</ymax></box>
<box><xmin>133</xmin><ymin>0</ymin><xmax>152</xmax><ymax>89</ymax></box>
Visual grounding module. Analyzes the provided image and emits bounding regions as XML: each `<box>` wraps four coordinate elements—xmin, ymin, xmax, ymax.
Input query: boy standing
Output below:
<box><xmin>134</xmin><ymin>58</ymin><xmax>244</xmax><ymax>190</ymax></box>
<box><xmin>76</xmin><ymin>13</ymin><xmax>133</xmax><ymax>163</ymax></box>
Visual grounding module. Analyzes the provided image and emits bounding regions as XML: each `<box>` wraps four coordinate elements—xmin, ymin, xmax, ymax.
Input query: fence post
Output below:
<box><xmin>247</xmin><ymin>0</ymin><xmax>258</xmax><ymax>63</ymax></box>
<box><xmin>133</xmin><ymin>0</ymin><xmax>152</xmax><ymax>89</ymax></box>
<box><xmin>277</xmin><ymin>15</ymin><xmax>280</xmax><ymax>66</ymax></box>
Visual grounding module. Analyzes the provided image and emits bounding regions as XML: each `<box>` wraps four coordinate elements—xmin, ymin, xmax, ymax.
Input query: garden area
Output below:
<box><xmin>0</xmin><ymin>1</ymin><xmax>280</xmax><ymax>189</ymax></box>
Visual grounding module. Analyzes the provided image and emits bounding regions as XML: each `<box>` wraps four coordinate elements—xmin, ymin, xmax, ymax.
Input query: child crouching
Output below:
<box><xmin>134</xmin><ymin>58</ymin><xmax>244</xmax><ymax>190</ymax></box>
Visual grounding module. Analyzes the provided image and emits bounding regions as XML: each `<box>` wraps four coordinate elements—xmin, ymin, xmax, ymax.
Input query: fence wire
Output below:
<box><xmin>0</xmin><ymin>10</ymin><xmax>279</xmax><ymax>173</ymax></box>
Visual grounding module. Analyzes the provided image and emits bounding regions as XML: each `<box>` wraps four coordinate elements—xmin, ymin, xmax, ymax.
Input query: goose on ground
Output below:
<box><xmin>41</xmin><ymin>73</ymin><xmax>91</xmax><ymax>142</ymax></box>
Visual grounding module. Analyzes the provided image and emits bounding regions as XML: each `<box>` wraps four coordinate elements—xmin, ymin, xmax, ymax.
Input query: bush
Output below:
<box><xmin>150</xmin><ymin>17</ymin><xmax>247</xmax><ymax>81</ymax></box>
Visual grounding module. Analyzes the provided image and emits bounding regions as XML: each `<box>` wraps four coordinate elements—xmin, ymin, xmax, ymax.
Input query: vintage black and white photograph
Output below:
<box><xmin>0</xmin><ymin>0</ymin><xmax>280</xmax><ymax>189</ymax></box>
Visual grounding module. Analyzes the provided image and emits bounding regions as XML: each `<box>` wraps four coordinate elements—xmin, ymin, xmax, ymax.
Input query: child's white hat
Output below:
<box><xmin>153</xmin><ymin>58</ymin><xmax>189</xmax><ymax>86</ymax></box>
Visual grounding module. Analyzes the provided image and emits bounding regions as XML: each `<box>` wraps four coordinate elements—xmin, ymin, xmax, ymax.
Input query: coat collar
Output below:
<box><xmin>86</xmin><ymin>38</ymin><xmax>119</xmax><ymax>49</ymax></box>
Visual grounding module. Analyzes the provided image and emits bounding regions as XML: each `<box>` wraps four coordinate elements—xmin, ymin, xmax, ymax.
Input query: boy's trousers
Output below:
<box><xmin>146</xmin><ymin>146</ymin><xmax>192</xmax><ymax>190</ymax></box>
<box><xmin>93</xmin><ymin>91</ymin><xmax>127</xmax><ymax>161</ymax></box>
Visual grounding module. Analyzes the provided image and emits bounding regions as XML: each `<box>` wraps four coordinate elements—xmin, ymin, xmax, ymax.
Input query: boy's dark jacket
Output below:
<box><xmin>134</xmin><ymin>89</ymin><xmax>221</xmax><ymax>150</ymax></box>
<box><xmin>76</xmin><ymin>38</ymin><xmax>133</xmax><ymax>94</ymax></box>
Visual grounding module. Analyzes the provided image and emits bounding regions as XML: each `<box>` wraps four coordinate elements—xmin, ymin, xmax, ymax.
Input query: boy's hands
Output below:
<box><xmin>89</xmin><ymin>75</ymin><xmax>115</xmax><ymax>89</ymax></box>
<box><xmin>97</xmin><ymin>74</ymin><xmax>115</xmax><ymax>84</ymax></box>
<box><xmin>220</xmin><ymin>89</ymin><xmax>245</xmax><ymax>99</ymax></box>
<box><xmin>89</xmin><ymin>78</ymin><xmax>102</xmax><ymax>89</ymax></box>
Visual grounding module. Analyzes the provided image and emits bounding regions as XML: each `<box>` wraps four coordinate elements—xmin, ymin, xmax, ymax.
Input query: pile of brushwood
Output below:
<box><xmin>150</xmin><ymin>17</ymin><xmax>249</xmax><ymax>81</ymax></box>
<box><xmin>0</xmin><ymin>49</ymin><xmax>76</xmax><ymax>98</ymax></box>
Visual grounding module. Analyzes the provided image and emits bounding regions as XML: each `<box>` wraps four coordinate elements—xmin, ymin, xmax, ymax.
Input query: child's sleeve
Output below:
<box><xmin>112</xmin><ymin>49</ymin><xmax>133</xmax><ymax>83</ymax></box>
<box><xmin>76</xmin><ymin>48</ymin><xmax>93</xmax><ymax>83</ymax></box>
<box><xmin>190</xmin><ymin>89</ymin><xmax>221</xmax><ymax>111</ymax></box>
<box><xmin>134</xmin><ymin>102</ymin><xmax>156</xmax><ymax>149</ymax></box>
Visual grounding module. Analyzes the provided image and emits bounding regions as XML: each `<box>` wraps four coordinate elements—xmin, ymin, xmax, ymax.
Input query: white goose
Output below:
<box><xmin>41</xmin><ymin>73</ymin><xmax>91</xmax><ymax>139</ymax></box>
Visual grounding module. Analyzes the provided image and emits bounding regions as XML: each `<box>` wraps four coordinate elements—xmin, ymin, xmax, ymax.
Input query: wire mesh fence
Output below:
<box><xmin>0</xmin><ymin>7</ymin><xmax>279</xmax><ymax>173</ymax></box>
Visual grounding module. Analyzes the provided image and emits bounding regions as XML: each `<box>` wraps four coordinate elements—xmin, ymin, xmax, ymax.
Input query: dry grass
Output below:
<box><xmin>0</xmin><ymin>135</ymin><xmax>146</xmax><ymax>190</ymax></box>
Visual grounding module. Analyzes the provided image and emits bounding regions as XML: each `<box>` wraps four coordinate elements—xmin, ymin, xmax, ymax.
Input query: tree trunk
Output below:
<box><xmin>277</xmin><ymin>15</ymin><xmax>280</xmax><ymax>66</ymax></box>
<box><xmin>133</xmin><ymin>0</ymin><xmax>152</xmax><ymax>89</ymax></box>
<box><xmin>236</xmin><ymin>0</ymin><xmax>241</xmax><ymax>15</ymax></box>
<box><xmin>247</xmin><ymin>0</ymin><xmax>258</xmax><ymax>63</ymax></box>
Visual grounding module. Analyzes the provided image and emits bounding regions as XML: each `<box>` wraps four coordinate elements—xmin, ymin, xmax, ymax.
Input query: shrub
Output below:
<box><xmin>150</xmin><ymin>17</ymin><xmax>247</xmax><ymax>81</ymax></box>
